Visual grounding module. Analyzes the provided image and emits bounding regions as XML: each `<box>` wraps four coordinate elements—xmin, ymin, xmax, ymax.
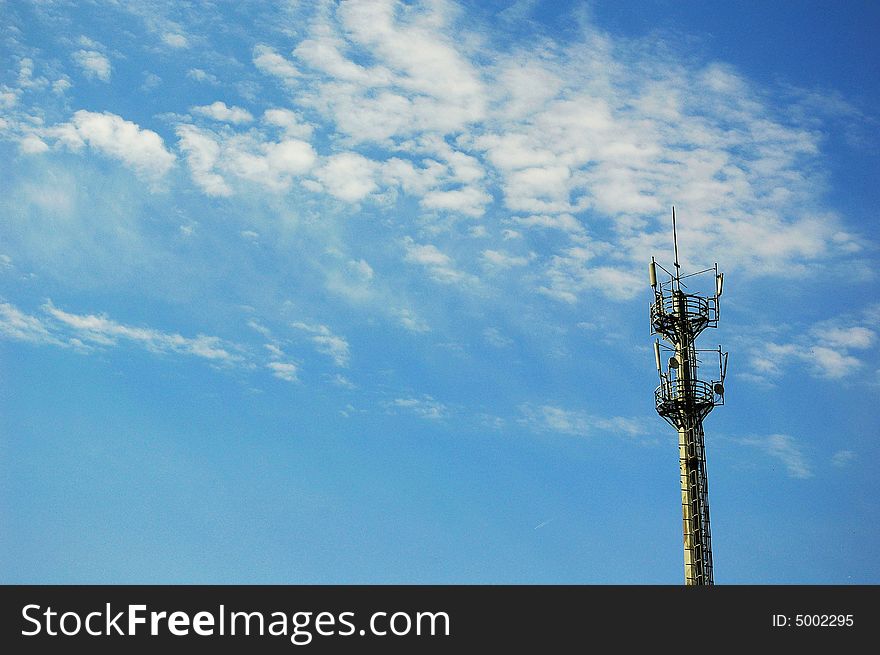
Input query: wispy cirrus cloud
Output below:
<box><xmin>267</xmin><ymin>361</ymin><xmax>299</xmax><ymax>382</ymax></box>
<box><xmin>482</xmin><ymin>249</ymin><xmax>532</xmax><ymax>270</ymax></box>
<box><xmin>734</xmin><ymin>434</ymin><xmax>813</xmax><ymax>479</ymax></box>
<box><xmin>291</xmin><ymin>321</ymin><xmax>351</xmax><ymax>367</ymax></box>
<box><xmin>0</xmin><ymin>302</ymin><xmax>66</xmax><ymax>346</ymax></box>
<box><xmin>43</xmin><ymin>301</ymin><xmax>242</xmax><ymax>363</ymax></box>
<box><xmin>483</xmin><ymin>326</ymin><xmax>513</xmax><ymax>348</ymax></box>
<box><xmin>387</xmin><ymin>395</ymin><xmax>448</xmax><ymax>420</ymax></box>
<box><xmin>161</xmin><ymin>32</ymin><xmax>188</xmax><ymax>49</ymax></box>
<box><xmin>0</xmin><ymin>300</ymin><xmax>323</xmax><ymax>386</ymax></box>
<box><xmin>1</xmin><ymin>299</ymin><xmax>242</xmax><ymax>364</ymax></box>
<box><xmin>746</xmin><ymin>310</ymin><xmax>877</xmax><ymax>381</ymax></box>
<box><xmin>831</xmin><ymin>449</ymin><xmax>856</xmax><ymax>467</ymax></box>
<box><xmin>403</xmin><ymin>237</ymin><xmax>474</xmax><ymax>285</ymax></box>
<box><xmin>518</xmin><ymin>403</ymin><xmax>648</xmax><ymax>438</ymax></box>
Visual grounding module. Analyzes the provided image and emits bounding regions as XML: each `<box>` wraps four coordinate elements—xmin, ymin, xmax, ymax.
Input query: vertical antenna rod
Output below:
<box><xmin>672</xmin><ymin>206</ymin><xmax>680</xmax><ymax>272</ymax></box>
<box><xmin>649</xmin><ymin>209</ymin><xmax>727</xmax><ymax>585</ymax></box>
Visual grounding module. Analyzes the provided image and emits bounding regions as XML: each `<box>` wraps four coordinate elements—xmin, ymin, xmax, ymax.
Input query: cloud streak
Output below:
<box><xmin>747</xmin><ymin>313</ymin><xmax>877</xmax><ymax>380</ymax></box>
<box><xmin>291</xmin><ymin>322</ymin><xmax>351</xmax><ymax>367</ymax></box>
<box><xmin>735</xmin><ymin>434</ymin><xmax>813</xmax><ymax>479</ymax></box>
<box><xmin>519</xmin><ymin>403</ymin><xmax>648</xmax><ymax>438</ymax></box>
<box><xmin>0</xmin><ymin>301</ymin><xmax>310</xmax><ymax>384</ymax></box>
<box><xmin>43</xmin><ymin>301</ymin><xmax>242</xmax><ymax>363</ymax></box>
<box><xmin>388</xmin><ymin>395</ymin><xmax>448</xmax><ymax>420</ymax></box>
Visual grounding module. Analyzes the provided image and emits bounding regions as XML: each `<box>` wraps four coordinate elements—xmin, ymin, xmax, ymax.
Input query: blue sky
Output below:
<box><xmin>1</xmin><ymin>0</ymin><xmax>878</xmax><ymax>584</ymax></box>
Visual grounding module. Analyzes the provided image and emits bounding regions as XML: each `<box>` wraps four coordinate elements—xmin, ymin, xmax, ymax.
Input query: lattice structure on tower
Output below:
<box><xmin>649</xmin><ymin>208</ymin><xmax>728</xmax><ymax>586</ymax></box>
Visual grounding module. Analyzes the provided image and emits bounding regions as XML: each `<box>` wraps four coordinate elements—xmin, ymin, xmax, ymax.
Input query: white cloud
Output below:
<box><xmin>290</xmin><ymin>0</ymin><xmax>485</xmax><ymax>144</ymax></box>
<box><xmin>267</xmin><ymin>361</ymin><xmax>299</xmax><ymax>382</ymax></box>
<box><xmin>141</xmin><ymin>72</ymin><xmax>162</xmax><ymax>92</ymax></box>
<box><xmin>192</xmin><ymin>101</ymin><xmax>254</xmax><ymax>124</ymax></box>
<box><xmin>176</xmin><ymin>124</ymin><xmax>231</xmax><ymax>196</ymax></box>
<box><xmin>331</xmin><ymin>374</ymin><xmax>356</xmax><ymax>388</ymax></box>
<box><xmin>44</xmin><ymin>301</ymin><xmax>241</xmax><ymax>363</ymax></box>
<box><xmin>293</xmin><ymin>26</ymin><xmax>394</xmax><ymax>85</ymax></box>
<box><xmin>72</xmin><ymin>50</ymin><xmax>111</xmax><ymax>81</ymax></box>
<box><xmin>494</xmin><ymin>57</ymin><xmax>564</xmax><ymax>120</ymax></box>
<box><xmin>347</xmin><ymin>258</ymin><xmax>374</xmax><ymax>281</ymax></box>
<box><xmin>736</xmin><ymin>434</ymin><xmax>813</xmax><ymax>479</ymax></box>
<box><xmin>6</xmin><ymin>2</ymin><xmax>870</xmax><ymax>363</ymax></box>
<box><xmin>483</xmin><ymin>326</ymin><xmax>512</xmax><ymax>348</ymax></box>
<box><xmin>831</xmin><ymin>450</ymin><xmax>856</xmax><ymax>467</ymax></box>
<box><xmin>511</xmin><ymin>213</ymin><xmax>584</xmax><ymax>234</ymax></box>
<box><xmin>17</xmin><ymin>57</ymin><xmax>48</xmax><ymax>90</ymax></box>
<box><xmin>539</xmin><ymin>246</ymin><xmax>641</xmax><ymax>302</ymax></box>
<box><xmin>52</xmin><ymin>78</ymin><xmax>72</xmax><ymax>94</ymax></box>
<box><xmin>519</xmin><ymin>404</ymin><xmax>647</xmax><ymax>438</ymax></box>
<box><xmin>389</xmin><ymin>395</ymin><xmax>447</xmax><ymax>420</ymax></box>
<box><xmin>819</xmin><ymin>326</ymin><xmax>875</xmax><ymax>350</ymax></box>
<box><xmin>214</xmin><ymin>0</ymin><xmax>863</xmax><ymax>302</ymax></box>
<box><xmin>398</xmin><ymin>309</ymin><xmax>430</xmax><ymax>333</ymax></box>
<box><xmin>291</xmin><ymin>322</ymin><xmax>350</xmax><ymax>367</ymax></box>
<box><xmin>263</xmin><ymin>109</ymin><xmax>313</xmax><ymax>138</ymax></box>
<box><xmin>809</xmin><ymin>346</ymin><xmax>863</xmax><ymax>379</ymax></box>
<box><xmin>482</xmin><ymin>249</ymin><xmax>530</xmax><ymax>269</ymax></box>
<box><xmin>78</xmin><ymin>36</ymin><xmax>101</xmax><ymax>49</ymax></box>
<box><xmin>263</xmin><ymin>343</ymin><xmax>283</xmax><ymax>357</ymax></box>
<box><xmin>503</xmin><ymin>165</ymin><xmax>572</xmax><ymax>212</ymax></box>
<box><xmin>187</xmin><ymin>68</ymin><xmax>219</xmax><ymax>84</ymax></box>
<box><xmin>312</xmin><ymin>333</ymin><xmax>350</xmax><ymax>367</ymax></box>
<box><xmin>19</xmin><ymin>135</ymin><xmax>49</xmax><ymax>154</ymax></box>
<box><xmin>0</xmin><ymin>302</ymin><xmax>64</xmax><ymax>346</ymax></box>
<box><xmin>176</xmin><ymin>124</ymin><xmax>316</xmax><ymax>194</ymax></box>
<box><xmin>1</xmin><ymin>88</ymin><xmax>18</xmax><ymax>108</ymax></box>
<box><xmin>253</xmin><ymin>45</ymin><xmax>300</xmax><ymax>84</ymax></box>
<box><xmin>403</xmin><ymin>237</ymin><xmax>473</xmax><ymax>285</ymax></box>
<box><xmin>750</xmin><ymin>342</ymin><xmax>798</xmax><ymax>377</ymax></box>
<box><xmin>403</xmin><ymin>240</ymin><xmax>451</xmax><ymax>267</ymax></box>
<box><xmin>0</xmin><ymin>299</ymin><xmax>258</xmax><ymax>367</ymax></box>
<box><xmin>472</xmin><ymin>132</ymin><xmax>556</xmax><ymax>172</ymax></box>
<box><xmin>314</xmin><ymin>152</ymin><xmax>378</xmax><ymax>201</ymax></box>
<box><xmin>0</xmin><ymin>302</ymin><xmax>323</xmax><ymax>385</ymax></box>
<box><xmin>420</xmin><ymin>186</ymin><xmax>491</xmax><ymax>217</ymax></box>
<box><xmin>380</xmin><ymin>157</ymin><xmax>445</xmax><ymax>196</ymax></box>
<box><xmin>48</xmin><ymin>110</ymin><xmax>175</xmax><ymax>181</ymax></box>
<box><xmin>748</xmin><ymin>314</ymin><xmax>877</xmax><ymax>380</ymax></box>
<box><xmin>162</xmin><ymin>32</ymin><xmax>188</xmax><ymax>48</ymax></box>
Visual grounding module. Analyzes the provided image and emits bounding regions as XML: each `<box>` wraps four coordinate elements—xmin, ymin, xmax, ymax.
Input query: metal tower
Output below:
<box><xmin>649</xmin><ymin>208</ymin><xmax>728</xmax><ymax>586</ymax></box>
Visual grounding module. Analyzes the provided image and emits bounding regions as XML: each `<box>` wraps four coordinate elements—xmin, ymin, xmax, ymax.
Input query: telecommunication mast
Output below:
<box><xmin>649</xmin><ymin>208</ymin><xmax>728</xmax><ymax>586</ymax></box>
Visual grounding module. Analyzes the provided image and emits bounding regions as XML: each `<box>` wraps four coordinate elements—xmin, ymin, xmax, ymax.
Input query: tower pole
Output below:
<box><xmin>650</xmin><ymin>209</ymin><xmax>726</xmax><ymax>586</ymax></box>
<box><xmin>674</xmin><ymin>290</ymin><xmax>713</xmax><ymax>585</ymax></box>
